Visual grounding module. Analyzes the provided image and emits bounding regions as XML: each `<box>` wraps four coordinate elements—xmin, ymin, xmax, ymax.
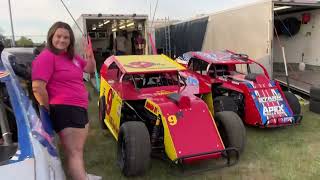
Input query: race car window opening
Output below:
<box><xmin>0</xmin><ymin>82</ymin><xmax>18</xmax><ymax>163</ymax></box>
<box><xmin>209</xmin><ymin>64</ymin><xmax>230</xmax><ymax>77</ymax></box>
<box><xmin>235</xmin><ymin>63</ymin><xmax>264</xmax><ymax>75</ymax></box>
<box><xmin>106</xmin><ymin>62</ymin><xmax>123</xmax><ymax>81</ymax></box>
<box><xmin>188</xmin><ymin>58</ymin><xmax>209</xmax><ymax>75</ymax></box>
<box><xmin>124</xmin><ymin>72</ymin><xmax>180</xmax><ymax>89</ymax></box>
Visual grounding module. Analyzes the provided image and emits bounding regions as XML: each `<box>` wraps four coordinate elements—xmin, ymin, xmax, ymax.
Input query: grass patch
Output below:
<box><xmin>82</xmin><ymin>84</ymin><xmax>320</xmax><ymax>180</ymax></box>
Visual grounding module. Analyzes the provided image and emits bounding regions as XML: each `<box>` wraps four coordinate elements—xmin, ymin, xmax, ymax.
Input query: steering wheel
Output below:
<box><xmin>231</xmin><ymin>53</ymin><xmax>249</xmax><ymax>61</ymax></box>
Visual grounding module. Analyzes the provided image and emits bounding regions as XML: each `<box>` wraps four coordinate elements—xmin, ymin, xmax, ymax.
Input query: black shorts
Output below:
<box><xmin>49</xmin><ymin>104</ymin><xmax>89</xmax><ymax>133</ymax></box>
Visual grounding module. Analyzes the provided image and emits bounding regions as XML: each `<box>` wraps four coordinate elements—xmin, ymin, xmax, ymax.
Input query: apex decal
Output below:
<box><xmin>263</xmin><ymin>104</ymin><xmax>285</xmax><ymax>116</ymax></box>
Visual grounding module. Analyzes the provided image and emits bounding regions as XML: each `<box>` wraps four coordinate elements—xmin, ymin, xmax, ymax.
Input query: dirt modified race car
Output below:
<box><xmin>98</xmin><ymin>54</ymin><xmax>246</xmax><ymax>176</ymax></box>
<box><xmin>178</xmin><ymin>50</ymin><xmax>302</xmax><ymax>128</ymax></box>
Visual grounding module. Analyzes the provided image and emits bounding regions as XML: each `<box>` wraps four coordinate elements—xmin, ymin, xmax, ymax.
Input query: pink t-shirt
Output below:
<box><xmin>32</xmin><ymin>49</ymin><xmax>88</xmax><ymax>109</ymax></box>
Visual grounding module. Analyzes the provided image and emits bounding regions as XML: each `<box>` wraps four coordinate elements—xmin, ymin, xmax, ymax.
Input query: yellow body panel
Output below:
<box><xmin>201</xmin><ymin>92</ymin><xmax>224</xmax><ymax>148</ymax></box>
<box><xmin>144</xmin><ymin>99</ymin><xmax>178</xmax><ymax>160</ymax></box>
<box><xmin>115</xmin><ymin>54</ymin><xmax>186</xmax><ymax>73</ymax></box>
<box><xmin>203</xmin><ymin>92</ymin><xmax>214</xmax><ymax>115</ymax></box>
<box><xmin>100</xmin><ymin>78</ymin><xmax>123</xmax><ymax>140</ymax></box>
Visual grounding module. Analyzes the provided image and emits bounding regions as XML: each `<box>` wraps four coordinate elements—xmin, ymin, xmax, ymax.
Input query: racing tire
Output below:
<box><xmin>98</xmin><ymin>96</ymin><xmax>108</xmax><ymax>129</ymax></box>
<box><xmin>117</xmin><ymin>121</ymin><xmax>151</xmax><ymax>176</ymax></box>
<box><xmin>283</xmin><ymin>91</ymin><xmax>301</xmax><ymax>115</ymax></box>
<box><xmin>214</xmin><ymin>96</ymin><xmax>238</xmax><ymax>114</ymax></box>
<box><xmin>310</xmin><ymin>99</ymin><xmax>320</xmax><ymax>114</ymax></box>
<box><xmin>310</xmin><ymin>84</ymin><xmax>320</xmax><ymax>101</ymax></box>
<box><xmin>215</xmin><ymin>111</ymin><xmax>246</xmax><ymax>154</ymax></box>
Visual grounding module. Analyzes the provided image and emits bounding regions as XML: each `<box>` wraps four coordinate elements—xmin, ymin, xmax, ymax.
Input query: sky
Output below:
<box><xmin>0</xmin><ymin>0</ymin><xmax>260</xmax><ymax>43</ymax></box>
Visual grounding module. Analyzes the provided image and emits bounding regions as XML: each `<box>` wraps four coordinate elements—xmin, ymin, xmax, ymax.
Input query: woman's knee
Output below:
<box><xmin>63</xmin><ymin>142</ymin><xmax>85</xmax><ymax>156</ymax></box>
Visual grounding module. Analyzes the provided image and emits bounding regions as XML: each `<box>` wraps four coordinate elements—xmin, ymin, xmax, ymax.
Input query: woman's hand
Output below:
<box><xmin>83</xmin><ymin>36</ymin><xmax>96</xmax><ymax>73</ymax></box>
<box><xmin>83</xmin><ymin>37</ymin><xmax>94</xmax><ymax>60</ymax></box>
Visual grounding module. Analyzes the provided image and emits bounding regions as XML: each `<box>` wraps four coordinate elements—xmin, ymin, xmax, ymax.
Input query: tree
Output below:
<box><xmin>0</xmin><ymin>34</ymin><xmax>11</xmax><ymax>47</ymax></box>
<box><xmin>0</xmin><ymin>27</ymin><xmax>6</xmax><ymax>43</ymax></box>
<box><xmin>16</xmin><ymin>36</ymin><xmax>33</xmax><ymax>47</ymax></box>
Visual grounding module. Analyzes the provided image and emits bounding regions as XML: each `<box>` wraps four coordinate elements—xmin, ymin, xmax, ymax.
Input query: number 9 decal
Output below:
<box><xmin>168</xmin><ymin>115</ymin><xmax>177</xmax><ymax>126</ymax></box>
<box><xmin>106</xmin><ymin>89</ymin><xmax>113</xmax><ymax>115</ymax></box>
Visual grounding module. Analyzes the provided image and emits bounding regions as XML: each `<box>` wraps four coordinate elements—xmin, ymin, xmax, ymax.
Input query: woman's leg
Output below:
<box><xmin>59</xmin><ymin>124</ymin><xmax>89</xmax><ymax>180</ymax></box>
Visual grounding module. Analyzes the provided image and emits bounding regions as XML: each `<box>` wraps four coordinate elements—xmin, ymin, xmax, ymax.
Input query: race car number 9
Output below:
<box><xmin>168</xmin><ymin>115</ymin><xmax>177</xmax><ymax>126</ymax></box>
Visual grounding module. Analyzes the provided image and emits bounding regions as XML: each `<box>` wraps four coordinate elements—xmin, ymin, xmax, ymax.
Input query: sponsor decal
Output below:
<box><xmin>125</xmin><ymin>61</ymin><xmax>156</xmax><ymax>68</ymax></box>
<box><xmin>258</xmin><ymin>95</ymin><xmax>283</xmax><ymax>103</ymax></box>
<box><xmin>195</xmin><ymin>51</ymin><xmax>233</xmax><ymax>61</ymax></box>
<box><xmin>263</xmin><ymin>104</ymin><xmax>285</xmax><ymax>116</ymax></box>
<box><xmin>0</xmin><ymin>70</ymin><xmax>10</xmax><ymax>78</ymax></box>
<box><xmin>145</xmin><ymin>100</ymin><xmax>158</xmax><ymax>115</ymax></box>
<box><xmin>250</xmin><ymin>85</ymin><xmax>295</xmax><ymax>125</ymax></box>
<box><xmin>186</xmin><ymin>76</ymin><xmax>199</xmax><ymax>86</ymax></box>
<box><xmin>154</xmin><ymin>90</ymin><xmax>173</xmax><ymax>96</ymax></box>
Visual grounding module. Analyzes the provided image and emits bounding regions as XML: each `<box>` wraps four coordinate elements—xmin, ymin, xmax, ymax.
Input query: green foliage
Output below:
<box><xmin>16</xmin><ymin>36</ymin><xmax>34</xmax><ymax>47</ymax></box>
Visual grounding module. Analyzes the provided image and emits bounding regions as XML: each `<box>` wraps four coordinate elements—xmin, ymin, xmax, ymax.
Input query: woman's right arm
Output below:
<box><xmin>32</xmin><ymin>80</ymin><xmax>49</xmax><ymax>110</ymax></box>
<box><xmin>31</xmin><ymin>49</ymin><xmax>54</xmax><ymax>110</ymax></box>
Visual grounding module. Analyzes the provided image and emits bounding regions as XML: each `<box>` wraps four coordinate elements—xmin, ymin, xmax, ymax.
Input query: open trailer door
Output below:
<box><xmin>202</xmin><ymin>0</ymin><xmax>273</xmax><ymax>76</ymax></box>
<box><xmin>272</xmin><ymin>0</ymin><xmax>320</xmax><ymax>94</ymax></box>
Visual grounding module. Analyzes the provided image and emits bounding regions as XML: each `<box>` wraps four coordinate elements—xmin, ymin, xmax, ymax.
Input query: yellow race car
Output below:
<box><xmin>98</xmin><ymin>55</ymin><xmax>246</xmax><ymax>176</ymax></box>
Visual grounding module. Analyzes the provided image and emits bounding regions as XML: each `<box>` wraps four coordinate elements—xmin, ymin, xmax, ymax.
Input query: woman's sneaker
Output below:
<box><xmin>87</xmin><ymin>173</ymin><xmax>102</xmax><ymax>180</ymax></box>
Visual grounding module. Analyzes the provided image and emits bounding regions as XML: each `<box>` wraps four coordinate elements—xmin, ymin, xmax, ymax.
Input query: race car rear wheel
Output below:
<box><xmin>98</xmin><ymin>96</ymin><xmax>108</xmax><ymax>129</ymax></box>
<box><xmin>117</xmin><ymin>121</ymin><xmax>151</xmax><ymax>176</ymax></box>
<box><xmin>214</xmin><ymin>96</ymin><xmax>238</xmax><ymax>114</ymax></box>
<box><xmin>283</xmin><ymin>91</ymin><xmax>301</xmax><ymax>115</ymax></box>
<box><xmin>215</xmin><ymin>111</ymin><xmax>246</xmax><ymax>154</ymax></box>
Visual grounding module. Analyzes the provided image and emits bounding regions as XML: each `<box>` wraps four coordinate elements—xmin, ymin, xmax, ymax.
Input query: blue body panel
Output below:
<box><xmin>0</xmin><ymin>52</ymin><xmax>58</xmax><ymax>164</ymax></box>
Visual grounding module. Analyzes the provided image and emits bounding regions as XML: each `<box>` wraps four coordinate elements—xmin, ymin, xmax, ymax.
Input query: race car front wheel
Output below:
<box><xmin>283</xmin><ymin>91</ymin><xmax>301</xmax><ymax>115</ymax></box>
<box><xmin>215</xmin><ymin>111</ymin><xmax>246</xmax><ymax>154</ymax></box>
<box><xmin>117</xmin><ymin>121</ymin><xmax>151</xmax><ymax>176</ymax></box>
<box><xmin>214</xmin><ymin>96</ymin><xmax>238</xmax><ymax>114</ymax></box>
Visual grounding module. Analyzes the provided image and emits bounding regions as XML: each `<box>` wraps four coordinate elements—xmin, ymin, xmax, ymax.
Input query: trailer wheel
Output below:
<box><xmin>98</xmin><ymin>96</ymin><xmax>107</xmax><ymax>129</ymax></box>
<box><xmin>215</xmin><ymin>111</ymin><xmax>246</xmax><ymax>154</ymax></box>
<box><xmin>214</xmin><ymin>96</ymin><xmax>238</xmax><ymax>114</ymax></box>
<box><xmin>117</xmin><ymin>121</ymin><xmax>151</xmax><ymax>176</ymax></box>
<box><xmin>283</xmin><ymin>91</ymin><xmax>301</xmax><ymax>115</ymax></box>
<box><xmin>310</xmin><ymin>99</ymin><xmax>320</xmax><ymax>114</ymax></box>
<box><xmin>310</xmin><ymin>84</ymin><xmax>320</xmax><ymax>101</ymax></box>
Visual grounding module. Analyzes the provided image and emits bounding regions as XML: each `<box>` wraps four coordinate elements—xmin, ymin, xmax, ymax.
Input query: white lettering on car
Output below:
<box><xmin>263</xmin><ymin>104</ymin><xmax>285</xmax><ymax>116</ymax></box>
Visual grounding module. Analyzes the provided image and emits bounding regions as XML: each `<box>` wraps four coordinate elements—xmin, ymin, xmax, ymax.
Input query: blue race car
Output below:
<box><xmin>0</xmin><ymin>49</ymin><xmax>65</xmax><ymax>180</ymax></box>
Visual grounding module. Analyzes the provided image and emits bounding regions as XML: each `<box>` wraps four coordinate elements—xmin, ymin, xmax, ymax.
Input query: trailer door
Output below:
<box><xmin>202</xmin><ymin>1</ymin><xmax>273</xmax><ymax>76</ymax></box>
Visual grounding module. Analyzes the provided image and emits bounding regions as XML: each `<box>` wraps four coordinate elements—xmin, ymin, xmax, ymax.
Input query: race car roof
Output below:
<box><xmin>181</xmin><ymin>50</ymin><xmax>253</xmax><ymax>65</ymax></box>
<box><xmin>113</xmin><ymin>54</ymin><xmax>186</xmax><ymax>74</ymax></box>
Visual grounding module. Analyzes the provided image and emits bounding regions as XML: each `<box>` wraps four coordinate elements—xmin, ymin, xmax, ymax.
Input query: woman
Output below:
<box><xmin>32</xmin><ymin>21</ymin><xmax>100</xmax><ymax>180</ymax></box>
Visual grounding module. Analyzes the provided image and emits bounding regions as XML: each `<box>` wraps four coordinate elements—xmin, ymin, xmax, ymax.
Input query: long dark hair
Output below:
<box><xmin>47</xmin><ymin>21</ymin><xmax>75</xmax><ymax>59</ymax></box>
